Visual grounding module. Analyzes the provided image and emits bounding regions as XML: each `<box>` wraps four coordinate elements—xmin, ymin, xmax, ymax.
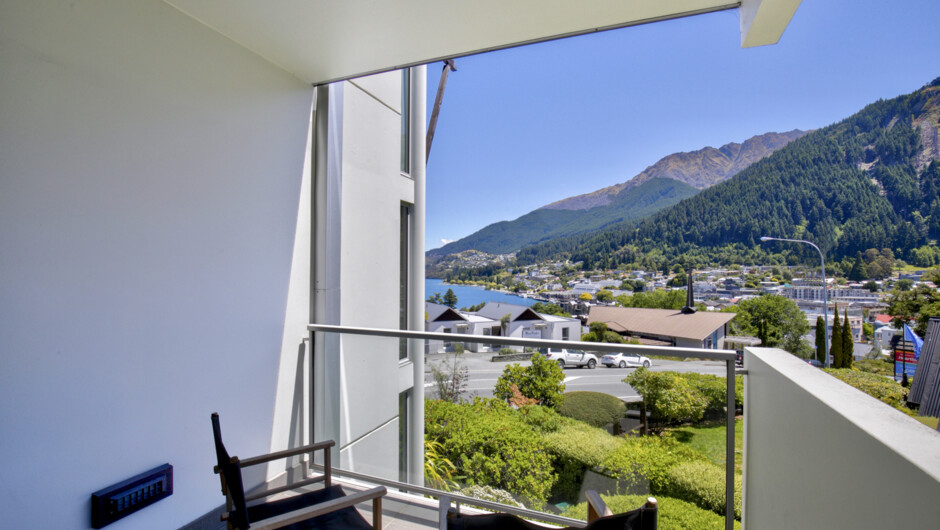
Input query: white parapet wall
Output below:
<box><xmin>743</xmin><ymin>347</ymin><xmax>940</xmax><ymax>528</ymax></box>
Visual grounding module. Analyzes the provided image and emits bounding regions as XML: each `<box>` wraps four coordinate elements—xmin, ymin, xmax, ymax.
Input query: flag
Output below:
<box><xmin>903</xmin><ymin>323</ymin><xmax>923</xmax><ymax>360</ymax></box>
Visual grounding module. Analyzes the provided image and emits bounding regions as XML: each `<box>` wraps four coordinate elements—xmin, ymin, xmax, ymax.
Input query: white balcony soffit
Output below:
<box><xmin>163</xmin><ymin>0</ymin><xmax>801</xmax><ymax>85</ymax></box>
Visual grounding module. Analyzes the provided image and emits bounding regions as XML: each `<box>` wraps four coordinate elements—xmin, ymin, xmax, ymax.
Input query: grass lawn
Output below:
<box><xmin>914</xmin><ymin>415</ymin><xmax>939</xmax><ymax>429</ymax></box>
<box><xmin>670</xmin><ymin>418</ymin><xmax>743</xmax><ymax>474</ymax></box>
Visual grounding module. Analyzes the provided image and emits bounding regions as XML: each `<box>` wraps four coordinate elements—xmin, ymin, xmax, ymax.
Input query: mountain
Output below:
<box><xmin>518</xmin><ymin>77</ymin><xmax>940</xmax><ymax>270</ymax></box>
<box><xmin>429</xmin><ymin>130</ymin><xmax>806</xmax><ymax>258</ymax></box>
<box><xmin>543</xmin><ymin>130</ymin><xmax>807</xmax><ymax>211</ymax></box>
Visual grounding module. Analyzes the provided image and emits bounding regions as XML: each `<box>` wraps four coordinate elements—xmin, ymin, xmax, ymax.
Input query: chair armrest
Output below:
<box><xmin>251</xmin><ymin>486</ymin><xmax>387</xmax><ymax>530</ymax></box>
<box><xmin>586</xmin><ymin>490</ymin><xmax>612</xmax><ymax>522</ymax></box>
<box><xmin>239</xmin><ymin>440</ymin><xmax>335</xmax><ymax>468</ymax></box>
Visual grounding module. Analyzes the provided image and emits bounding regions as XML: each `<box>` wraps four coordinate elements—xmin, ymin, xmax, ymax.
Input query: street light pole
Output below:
<box><xmin>760</xmin><ymin>236</ymin><xmax>830</xmax><ymax>368</ymax></box>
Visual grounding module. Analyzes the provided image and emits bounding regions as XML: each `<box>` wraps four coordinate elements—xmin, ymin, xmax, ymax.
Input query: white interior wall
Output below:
<box><xmin>0</xmin><ymin>2</ymin><xmax>312</xmax><ymax>527</ymax></box>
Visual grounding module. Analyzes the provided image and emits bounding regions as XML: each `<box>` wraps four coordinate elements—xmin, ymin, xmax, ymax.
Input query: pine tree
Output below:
<box><xmin>830</xmin><ymin>304</ymin><xmax>843</xmax><ymax>368</ymax></box>
<box><xmin>842</xmin><ymin>309</ymin><xmax>854</xmax><ymax>369</ymax></box>
<box><xmin>815</xmin><ymin>316</ymin><xmax>826</xmax><ymax>365</ymax></box>
<box><xmin>848</xmin><ymin>251</ymin><xmax>868</xmax><ymax>281</ymax></box>
<box><xmin>443</xmin><ymin>288</ymin><xmax>458</xmax><ymax>309</ymax></box>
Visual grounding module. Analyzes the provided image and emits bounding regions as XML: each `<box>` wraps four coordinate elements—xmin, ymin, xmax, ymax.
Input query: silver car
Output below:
<box><xmin>542</xmin><ymin>348</ymin><xmax>598</xmax><ymax>369</ymax></box>
<box><xmin>601</xmin><ymin>352</ymin><xmax>651</xmax><ymax>369</ymax></box>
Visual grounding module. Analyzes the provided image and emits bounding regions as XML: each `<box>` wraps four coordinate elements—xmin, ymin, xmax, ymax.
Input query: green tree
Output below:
<box><xmin>830</xmin><ymin>304</ymin><xmax>843</xmax><ymax>368</ymax></box>
<box><xmin>923</xmin><ymin>268</ymin><xmax>940</xmax><ymax>287</ymax></box>
<box><xmin>620</xmin><ymin>289</ymin><xmax>685</xmax><ymax>310</ymax></box>
<box><xmin>886</xmin><ymin>285</ymin><xmax>940</xmax><ymax>336</ymax></box>
<box><xmin>494</xmin><ymin>354</ymin><xmax>566</xmax><ymax>408</ymax></box>
<box><xmin>443</xmin><ymin>288</ymin><xmax>458</xmax><ymax>308</ymax></box>
<box><xmin>863</xmin><ymin>280</ymin><xmax>879</xmax><ymax>292</ymax></box>
<box><xmin>596</xmin><ymin>289</ymin><xmax>614</xmax><ymax>303</ymax></box>
<box><xmin>815</xmin><ymin>316</ymin><xmax>826</xmax><ymax>365</ymax></box>
<box><xmin>842</xmin><ymin>309</ymin><xmax>854</xmax><ymax>369</ymax></box>
<box><xmin>427</xmin><ymin>292</ymin><xmax>443</xmax><ymax>304</ymax></box>
<box><xmin>667</xmin><ymin>273</ymin><xmax>687</xmax><ymax>287</ymax></box>
<box><xmin>500</xmin><ymin>313</ymin><xmax>512</xmax><ymax>337</ymax></box>
<box><xmin>581</xmin><ymin>321</ymin><xmax>626</xmax><ymax>343</ymax></box>
<box><xmin>896</xmin><ymin>278</ymin><xmax>914</xmax><ymax>291</ymax></box>
<box><xmin>530</xmin><ymin>302</ymin><xmax>570</xmax><ymax>317</ymax></box>
<box><xmin>730</xmin><ymin>295</ymin><xmax>811</xmax><ymax>357</ymax></box>
<box><xmin>848</xmin><ymin>251</ymin><xmax>868</xmax><ymax>281</ymax></box>
<box><xmin>625</xmin><ymin>368</ymin><xmax>707</xmax><ymax>432</ymax></box>
<box><xmin>461</xmin><ymin>302</ymin><xmax>486</xmax><ymax>312</ymax></box>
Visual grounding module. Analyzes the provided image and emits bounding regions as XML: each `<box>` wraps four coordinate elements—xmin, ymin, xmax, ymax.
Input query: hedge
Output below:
<box><xmin>425</xmin><ymin>398</ymin><xmax>556</xmax><ymax>502</ymax></box>
<box><xmin>562</xmin><ymin>493</ymin><xmax>741</xmax><ymax>530</ymax></box>
<box><xmin>543</xmin><ymin>420</ymin><xmax>624</xmax><ymax>501</ymax></box>
<box><xmin>599</xmin><ymin>434</ymin><xmax>709</xmax><ymax>495</ymax></box>
<box><xmin>556</xmin><ymin>391</ymin><xmax>627</xmax><ymax>427</ymax></box>
<box><xmin>823</xmin><ymin>368</ymin><xmax>911</xmax><ymax>413</ymax></box>
<box><xmin>664</xmin><ymin>462</ymin><xmax>741</xmax><ymax>519</ymax></box>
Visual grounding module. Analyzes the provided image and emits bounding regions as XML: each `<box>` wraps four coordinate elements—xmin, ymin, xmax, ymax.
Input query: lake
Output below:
<box><xmin>425</xmin><ymin>278</ymin><xmax>536</xmax><ymax>309</ymax></box>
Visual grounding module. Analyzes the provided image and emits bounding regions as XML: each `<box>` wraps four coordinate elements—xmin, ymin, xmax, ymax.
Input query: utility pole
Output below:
<box><xmin>426</xmin><ymin>59</ymin><xmax>456</xmax><ymax>163</ymax></box>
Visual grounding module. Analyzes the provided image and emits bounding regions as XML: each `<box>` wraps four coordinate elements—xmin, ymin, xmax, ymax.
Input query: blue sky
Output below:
<box><xmin>423</xmin><ymin>0</ymin><xmax>940</xmax><ymax>251</ymax></box>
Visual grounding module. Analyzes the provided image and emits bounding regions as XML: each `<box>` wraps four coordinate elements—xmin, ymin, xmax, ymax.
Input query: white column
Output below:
<box><xmin>408</xmin><ymin>65</ymin><xmax>427</xmax><ymax>485</ymax></box>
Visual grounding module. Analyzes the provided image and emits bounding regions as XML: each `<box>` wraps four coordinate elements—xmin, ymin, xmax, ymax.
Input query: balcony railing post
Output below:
<box><xmin>726</xmin><ymin>358</ymin><xmax>735</xmax><ymax>530</ymax></box>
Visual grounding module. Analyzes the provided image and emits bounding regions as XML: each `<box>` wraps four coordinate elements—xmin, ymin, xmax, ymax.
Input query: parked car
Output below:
<box><xmin>601</xmin><ymin>352</ymin><xmax>651</xmax><ymax>369</ymax></box>
<box><xmin>542</xmin><ymin>348</ymin><xmax>598</xmax><ymax>369</ymax></box>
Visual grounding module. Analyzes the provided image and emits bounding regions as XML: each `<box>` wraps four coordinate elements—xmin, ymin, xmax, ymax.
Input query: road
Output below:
<box><xmin>425</xmin><ymin>352</ymin><xmax>729</xmax><ymax>402</ymax></box>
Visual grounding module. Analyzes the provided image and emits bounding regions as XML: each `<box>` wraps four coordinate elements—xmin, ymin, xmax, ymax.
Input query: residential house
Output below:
<box><xmin>589</xmin><ymin>306</ymin><xmax>736</xmax><ymax>349</ymax></box>
<box><xmin>474</xmin><ymin>302</ymin><xmax>581</xmax><ymax>347</ymax></box>
<box><xmin>425</xmin><ymin>302</ymin><xmax>498</xmax><ymax>353</ymax></box>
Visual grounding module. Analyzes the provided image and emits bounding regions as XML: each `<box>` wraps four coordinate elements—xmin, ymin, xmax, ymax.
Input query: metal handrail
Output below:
<box><xmin>308</xmin><ymin>323</ymin><xmax>736</xmax><ymax>360</ymax></box>
<box><xmin>313</xmin><ymin>464</ymin><xmax>588</xmax><ymax>527</ymax></box>
<box><xmin>309</xmin><ymin>323</ymin><xmax>738</xmax><ymax>530</ymax></box>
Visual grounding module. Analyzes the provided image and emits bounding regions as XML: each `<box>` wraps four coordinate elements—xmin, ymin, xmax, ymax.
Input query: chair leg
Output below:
<box><xmin>373</xmin><ymin>496</ymin><xmax>382</xmax><ymax>528</ymax></box>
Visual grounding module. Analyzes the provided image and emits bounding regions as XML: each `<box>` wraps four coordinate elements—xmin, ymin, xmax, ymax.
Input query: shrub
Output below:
<box><xmin>543</xmin><ymin>421</ymin><xmax>624</xmax><ymax>501</ymax></box>
<box><xmin>556</xmin><ymin>391</ymin><xmax>627</xmax><ymax>428</ymax></box>
<box><xmin>562</xmin><ymin>493</ymin><xmax>741</xmax><ymax>530</ymax></box>
<box><xmin>599</xmin><ymin>434</ymin><xmax>708</xmax><ymax>496</ymax></box>
<box><xmin>676</xmin><ymin>373</ymin><xmax>745</xmax><ymax>414</ymax></box>
<box><xmin>823</xmin><ymin>368</ymin><xmax>911</xmax><ymax>413</ymax></box>
<box><xmin>517</xmin><ymin>404</ymin><xmax>564</xmax><ymax>434</ymax></box>
<box><xmin>625</xmin><ymin>369</ymin><xmax>707</xmax><ymax>430</ymax></box>
<box><xmin>458</xmin><ymin>485</ymin><xmax>525</xmax><ymax>509</ymax></box>
<box><xmin>425</xmin><ymin>398</ymin><xmax>556</xmax><ymax>502</ymax></box>
<box><xmin>854</xmin><ymin>358</ymin><xmax>894</xmax><ymax>376</ymax></box>
<box><xmin>664</xmin><ymin>462</ymin><xmax>741</xmax><ymax>519</ymax></box>
<box><xmin>494</xmin><ymin>354</ymin><xmax>566</xmax><ymax>407</ymax></box>
<box><xmin>498</xmin><ymin>347</ymin><xmax>515</xmax><ymax>356</ymax></box>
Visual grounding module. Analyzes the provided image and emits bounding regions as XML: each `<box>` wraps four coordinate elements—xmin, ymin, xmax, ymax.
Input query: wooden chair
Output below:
<box><xmin>444</xmin><ymin>492</ymin><xmax>657</xmax><ymax>530</ymax></box>
<box><xmin>211</xmin><ymin>413</ymin><xmax>386</xmax><ymax>529</ymax></box>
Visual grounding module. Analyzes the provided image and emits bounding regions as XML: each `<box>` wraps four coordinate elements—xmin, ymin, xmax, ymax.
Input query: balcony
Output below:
<box><xmin>208</xmin><ymin>326</ymin><xmax>940</xmax><ymax>529</ymax></box>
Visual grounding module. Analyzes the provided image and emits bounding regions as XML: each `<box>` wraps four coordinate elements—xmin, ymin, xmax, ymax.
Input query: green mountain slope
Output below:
<box><xmin>520</xmin><ymin>78</ymin><xmax>940</xmax><ymax>269</ymax></box>
<box><xmin>429</xmin><ymin>177</ymin><xmax>699</xmax><ymax>257</ymax></box>
<box><xmin>429</xmin><ymin>130</ymin><xmax>805</xmax><ymax>258</ymax></box>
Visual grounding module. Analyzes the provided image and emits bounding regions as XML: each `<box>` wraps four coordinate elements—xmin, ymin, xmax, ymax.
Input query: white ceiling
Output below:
<box><xmin>164</xmin><ymin>0</ymin><xmax>802</xmax><ymax>85</ymax></box>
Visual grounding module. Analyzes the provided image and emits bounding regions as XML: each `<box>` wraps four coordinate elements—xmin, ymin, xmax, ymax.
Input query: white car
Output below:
<box><xmin>542</xmin><ymin>348</ymin><xmax>598</xmax><ymax>369</ymax></box>
<box><xmin>601</xmin><ymin>352</ymin><xmax>652</xmax><ymax>369</ymax></box>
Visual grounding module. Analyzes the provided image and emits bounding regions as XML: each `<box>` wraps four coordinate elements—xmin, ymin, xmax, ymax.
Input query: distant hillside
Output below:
<box><xmin>428</xmin><ymin>130</ymin><xmax>805</xmax><ymax>258</ymax></box>
<box><xmin>517</xmin><ymin>78</ymin><xmax>940</xmax><ymax>269</ymax></box>
<box><xmin>545</xmin><ymin>130</ymin><xmax>807</xmax><ymax>211</ymax></box>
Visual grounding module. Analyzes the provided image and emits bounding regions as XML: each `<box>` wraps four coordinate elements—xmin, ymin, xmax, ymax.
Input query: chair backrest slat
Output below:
<box><xmin>211</xmin><ymin>413</ymin><xmax>251</xmax><ymax>529</ymax></box>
